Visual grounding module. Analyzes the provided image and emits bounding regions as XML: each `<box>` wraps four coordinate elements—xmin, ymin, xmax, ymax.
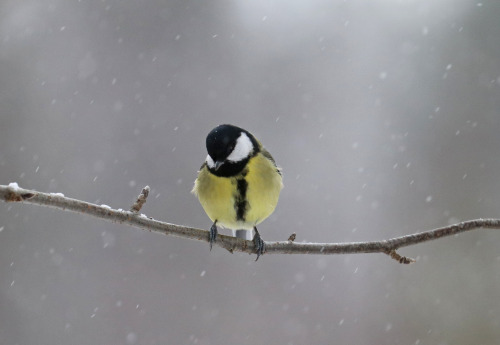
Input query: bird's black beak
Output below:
<box><xmin>214</xmin><ymin>160</ymin><xmax>224</xmax><ymax>171</ymax></box>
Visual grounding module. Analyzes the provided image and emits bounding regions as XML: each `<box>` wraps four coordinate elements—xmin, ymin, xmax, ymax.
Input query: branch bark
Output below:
<box><xmin>1</xmin><ymin>184</ymin><xmax>499</xmax><ymax>264</ymax></box>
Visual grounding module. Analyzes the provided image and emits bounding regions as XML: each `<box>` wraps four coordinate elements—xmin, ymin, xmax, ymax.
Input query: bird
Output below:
<box><xmin>192</xmin><ymin>124</ymin><xmax>283</xmax><ymax>260</ymax></box>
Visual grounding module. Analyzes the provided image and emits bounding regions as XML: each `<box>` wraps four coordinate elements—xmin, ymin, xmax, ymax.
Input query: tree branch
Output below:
<box><xmin>1</xmin><ymin>184</ymin><xmax>499</xmax><ymax>264</ymax></box>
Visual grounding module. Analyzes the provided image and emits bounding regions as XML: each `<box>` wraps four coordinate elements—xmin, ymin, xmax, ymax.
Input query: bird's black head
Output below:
<box><xmin>205</xmin><ymin>124</ymin><xmax>259</xmax><ymax>177</ymax></box>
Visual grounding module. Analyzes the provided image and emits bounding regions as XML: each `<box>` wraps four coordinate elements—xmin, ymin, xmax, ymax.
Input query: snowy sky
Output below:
<box><xmin>1</xmin><ymin>1</ymin><xmax>500</xmax><ymax>344</ymax></box>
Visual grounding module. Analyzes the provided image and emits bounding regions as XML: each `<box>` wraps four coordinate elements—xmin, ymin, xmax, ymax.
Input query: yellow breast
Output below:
<box><xmin>192</xmin><ymin>152</ymin><xmax>283</xmax><ymax>230</ymax></box>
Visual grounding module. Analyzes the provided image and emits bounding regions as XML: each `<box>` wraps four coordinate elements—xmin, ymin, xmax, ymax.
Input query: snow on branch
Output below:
<box><xmin>1</xmin><ymin>183</ymin><xmax>499</xmax><ymax>264</ymax></box>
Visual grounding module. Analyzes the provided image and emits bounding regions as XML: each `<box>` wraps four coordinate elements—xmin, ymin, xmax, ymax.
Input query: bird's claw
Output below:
<box><xmin>209</xmin><ymin>222</ymin><xmax>218</xmax><ymax>251</ymax></box>
<box><xmin>253</xmin><ymin>228</ymin><xmax>265</xmax><ymax>261</ymax></box>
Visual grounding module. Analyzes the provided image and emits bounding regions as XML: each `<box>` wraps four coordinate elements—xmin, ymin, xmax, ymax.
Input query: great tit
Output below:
<box><xmin>192</xmin><ymin>124</ymin><xmax>283</xmax><ymax>260</ymax></box>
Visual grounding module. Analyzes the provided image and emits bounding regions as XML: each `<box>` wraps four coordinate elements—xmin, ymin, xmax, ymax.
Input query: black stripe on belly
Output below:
<box><xmin>235</xmin><ymin>179</ymin><xmax>248</xmax><ymax>221</ymax></box>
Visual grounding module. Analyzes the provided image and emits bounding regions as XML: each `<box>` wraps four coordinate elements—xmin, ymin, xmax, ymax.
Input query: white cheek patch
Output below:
<box><xmin>227</xmin><ymin>132</ymin><xmax>253</xmax><ymax>163</ymax></box>
<box><xmin>206</xmin><ymin>154</ymin><xmax>215</xmax><ymax>168</ymax></box>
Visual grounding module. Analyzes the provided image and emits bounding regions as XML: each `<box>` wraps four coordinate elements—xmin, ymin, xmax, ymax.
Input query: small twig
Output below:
<box><xmin>386</xmin><ymin>250</ymin><xmax>415</xmax><ymax>264</ymax></box>
<box><xmin>1</xmin><ymin>184</ymin><xmax>500</xmax><ymax>264</ymax></box>
<box><xmin>130</xmin><ymin>186</ymin><xmax>150</xmax><ymax>213</ymax></box>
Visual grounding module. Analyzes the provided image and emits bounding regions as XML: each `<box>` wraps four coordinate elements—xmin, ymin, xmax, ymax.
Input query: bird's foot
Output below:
<box><xmin>253</xmin><ymin>227</ymin><xmax>265</xmax><ymax>261</ymax></box>
<box><xmin>209</xmin><ymin>221</ymin><xmax>218</xmax><ymax>251</ymax></box>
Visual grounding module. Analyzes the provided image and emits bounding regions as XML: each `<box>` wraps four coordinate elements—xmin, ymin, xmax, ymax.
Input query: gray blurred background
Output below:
<box><xmin>1</xmin><ymin>0</ymin><xmax>500</xmax><ymax>344</ymax></box>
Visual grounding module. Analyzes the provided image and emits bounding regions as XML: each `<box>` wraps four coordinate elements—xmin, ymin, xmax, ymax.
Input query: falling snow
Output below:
<box><xmin>1</xmin><ymin>2</ymin><xmax>499</xmax><ymax>345</ymax></box>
